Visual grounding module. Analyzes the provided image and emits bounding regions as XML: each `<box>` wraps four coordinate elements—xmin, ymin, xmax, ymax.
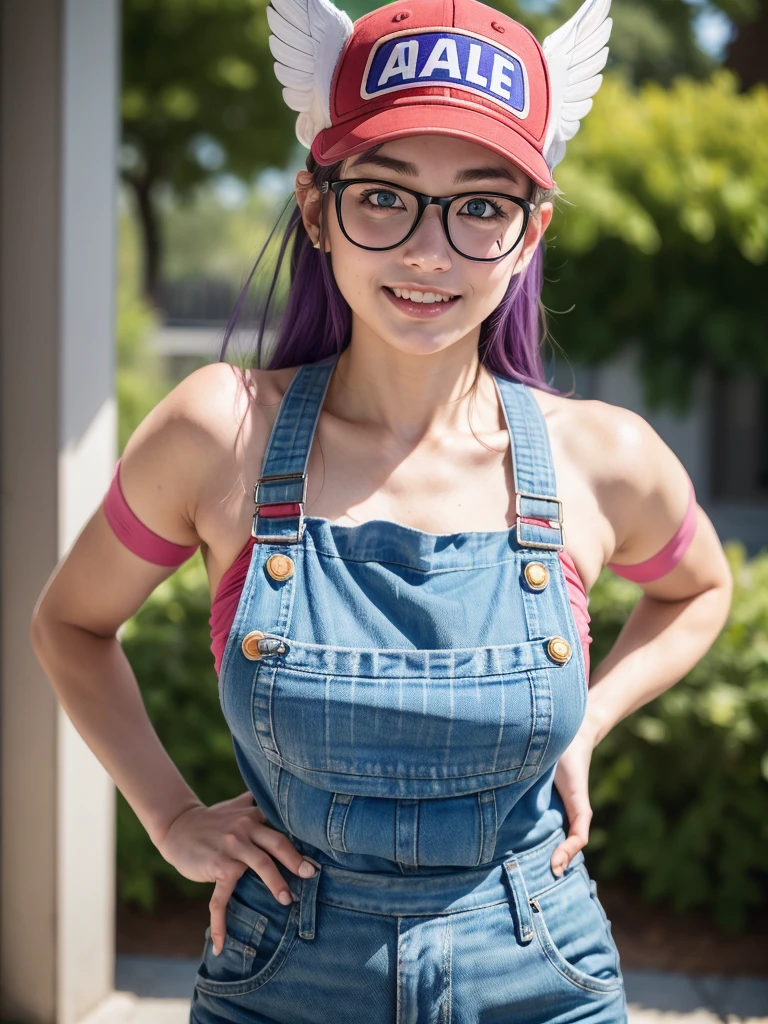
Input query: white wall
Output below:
<box><xmin>0</xmin><ymin>1</ymin><xmax>120</xmax><ymax>1021</ymax></box>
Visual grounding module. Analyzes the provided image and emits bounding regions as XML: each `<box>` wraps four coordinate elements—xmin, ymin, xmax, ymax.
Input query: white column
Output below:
<box><xmin>0</xmin><ymin>1</ymin><xmax>120</xmax><ymax>1021</ymax></box>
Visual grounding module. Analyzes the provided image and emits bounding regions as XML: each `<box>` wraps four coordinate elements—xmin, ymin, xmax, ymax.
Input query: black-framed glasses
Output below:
<box><xmin>321</xmin><ymin>178</ymin><xmax>533</xmax><ymax>263</ymax></box>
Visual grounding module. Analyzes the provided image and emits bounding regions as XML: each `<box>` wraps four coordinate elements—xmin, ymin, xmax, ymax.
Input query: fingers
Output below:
<box><xmin>551</xmin><ymin>738</ymin><xmax>594</xmax><ymax>878</ymax></box>
<box><xmin>207</xmin><ymin>833</ymin><xmax>306</xmax><ymax>955</ymax></box>
<box><xmin>215</xmin><ymin>822</ymin><xmax>315</xmax><ymax>909</ymax></box>
<box><xmin>232</xmin><ymin>791</ymin><xmax>269</xmax><ymax>827</ymax></box>
<box><xmin>551</xmin><ymin>806</ymin><xmax>592</xmax><ymax>876</ymax></box>
<box><xmin>209</xmin><ymin>869</ymin><xmax>243</xmax><ymax>957</ymax></box>
<box><xmin>247</xmin><ymin>822</ymin><xmax>317</xmax><ymax>886</ymax></box>
<box><xmin>231</xmin><ymin>790</ymin><xmax>264</xmax><ymax>814</ymax></box>
<box><xmin>204</xmin><ymin>793</ymin><xmax>317</xmax><ymax>954</ymax></box>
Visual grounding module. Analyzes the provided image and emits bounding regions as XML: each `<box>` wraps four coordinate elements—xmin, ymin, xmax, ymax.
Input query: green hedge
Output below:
<box><xmin>118</xmin><ymin>541</ymin><xmax>768</xmax><ymax>930</ymax></box>
<box><xmin>588</xmin><ymin>542</ymin><xmax>768</xmax><ymax>930</ymax></box>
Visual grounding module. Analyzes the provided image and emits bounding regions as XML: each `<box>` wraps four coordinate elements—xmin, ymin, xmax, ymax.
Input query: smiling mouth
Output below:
<box><xmin>383</xmin><ymin>287</ymin><xmax>460</xmax><ymax>305</ymax></box>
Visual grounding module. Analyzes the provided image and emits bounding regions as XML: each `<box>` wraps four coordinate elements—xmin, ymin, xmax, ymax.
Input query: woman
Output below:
<box><xmin>31</xmin><ymin>0</ymin><xmax>733</xmax><ymax>1020</ymax></box>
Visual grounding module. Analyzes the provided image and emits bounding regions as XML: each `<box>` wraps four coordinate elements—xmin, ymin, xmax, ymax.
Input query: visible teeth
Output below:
<box><xmin>391</xmin><ymin>288</ymin><xmax>453</xmax><ymax>304</ymax></box>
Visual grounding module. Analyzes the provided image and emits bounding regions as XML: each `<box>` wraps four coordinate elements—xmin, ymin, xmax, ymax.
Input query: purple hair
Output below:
<box><xmin>219</xmin><ymin>147</ymin><xmax>572</xmax><ymax>397</ymax></box>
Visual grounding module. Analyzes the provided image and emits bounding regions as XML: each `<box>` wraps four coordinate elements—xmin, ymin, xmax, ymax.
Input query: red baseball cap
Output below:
<box><xmin>310</xmin><ymin>0</ymin><xmax>555</xmax><ymax>188</ymax></box>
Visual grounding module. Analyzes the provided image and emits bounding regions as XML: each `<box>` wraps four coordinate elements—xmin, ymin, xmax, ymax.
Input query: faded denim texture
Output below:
<box><xmin>191</xmin><ymin>357</ymin><xmax>627</xmax><ymax>1022</ymax></box>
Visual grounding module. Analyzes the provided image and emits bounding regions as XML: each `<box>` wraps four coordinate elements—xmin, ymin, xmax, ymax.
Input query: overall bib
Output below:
<box><xmin>191</xmin><ymin>356</ymin><xmax>628</xmax><ymax>1023</ymax></box>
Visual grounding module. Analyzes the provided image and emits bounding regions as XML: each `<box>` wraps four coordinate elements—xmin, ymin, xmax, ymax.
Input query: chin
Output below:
<box><xmin>380</xmin><ymin>328</ymin><xmax>469</xmax><ymax>358</ymax></box>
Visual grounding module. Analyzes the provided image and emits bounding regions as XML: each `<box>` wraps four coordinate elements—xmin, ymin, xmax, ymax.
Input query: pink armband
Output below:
<box><xmin>103</xmin><ymin>458</ymin><xmax>199</xmax><ymax>567</ymax></box>
<box><xmin>607</xmin><ymin>475</ymin><xmax>697</xmax><ymax>584</ymax></box>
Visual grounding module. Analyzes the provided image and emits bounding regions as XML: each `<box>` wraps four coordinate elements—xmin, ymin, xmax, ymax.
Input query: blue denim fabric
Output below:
<box><xmin>191</xmin><ymin>356</ymin><xmax>627</xmax><ymax>1021</ymax></box>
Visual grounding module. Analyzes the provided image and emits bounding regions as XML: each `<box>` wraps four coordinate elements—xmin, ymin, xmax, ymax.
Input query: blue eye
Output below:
<box><xmin>359</xmin><ymin>189</ymin><xmax>403</xmax><ymax>209</ymax></box>
<box><xmin>460</xmin><ymin>198</ymin><xmax>504</xmax><ymax>219</ymax></box>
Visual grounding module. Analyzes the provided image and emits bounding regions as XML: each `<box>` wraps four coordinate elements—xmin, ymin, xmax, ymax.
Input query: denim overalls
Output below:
<box><xmin>191</xmin><ymin>356</ymin><xmax>627</xmax><ymax>1023</ymax></box>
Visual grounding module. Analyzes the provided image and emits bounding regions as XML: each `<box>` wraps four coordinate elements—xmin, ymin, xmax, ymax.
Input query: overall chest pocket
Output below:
<box><xmin>248</xmin><ymin>636</ymin><xmax>565</xmax><ymax>800</ymax></box>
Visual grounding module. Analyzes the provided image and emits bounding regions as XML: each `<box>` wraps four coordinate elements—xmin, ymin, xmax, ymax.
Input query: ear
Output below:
<box><xmin>512</xmin><ymin>201</ymin><xmax>553</xmax><ymax>275</ymax></box>
<box><xmin>295</xmin><ymin>170</ymin><xmax>326</xmax><ymax>249</ymax></box>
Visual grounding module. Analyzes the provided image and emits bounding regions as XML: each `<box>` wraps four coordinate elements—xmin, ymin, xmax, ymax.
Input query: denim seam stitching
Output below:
<box><xmin>531</xmin><ymin>915</ymin><xmax>624</xmax><ymax>995</ymax></box>
<box><xmin>194</xmin><ymin>901</ymin><xmax>300</xmax><ymax>997</ymax></box>
<box><xmin>306</xmin><ymin>545</ymin><xmax>519</xmax><ymax>574</ymax></box>
<box><xmin>536</xmin><ymin>667</ymin><xmax>554</xmax><ymax>775</ymax></box>
<box><xmin>266</xmin><ymin>662</ymin><xmax>557</xmax><ymax>680</ymax></box>
<box><xmin>259</xmin><ymin>749</ymin><xmax>540</xmax><ymax>781</ymax></box>
<box><xmin>318</xmin><ymin>895</ymin><xmax>512</xmax><ymax>917</ymax></box>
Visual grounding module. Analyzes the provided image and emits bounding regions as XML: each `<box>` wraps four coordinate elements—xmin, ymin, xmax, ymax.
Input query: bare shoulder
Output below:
<box><xmin>539</xmin><ymin>394</ymin><xmax>671</xmax><ymax>496</ymax></box>
<box><xmin>118</xmin><ymin>362</ymin><xmax>299</xmax><ymax>547</ymax></box>
<box><xmin>570</xmin><ymin>398</ymin><xmax>689</xmax><ymax>538</ymax></box>
<box><xmin>532</xmin><ymin>388</ymin><xmax>695</xmax><ymax>562</ymax></box>
<box><xmin>32</xmin><ymin>363</ymin><xmax>303</xmax><ymax>638</ymax></box>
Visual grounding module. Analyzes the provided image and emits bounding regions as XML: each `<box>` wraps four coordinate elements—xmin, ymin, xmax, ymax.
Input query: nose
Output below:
<box><xmin>400</xmin><ymin>204</ymin><xmax>453</xmax><ymax>273</ymax></box>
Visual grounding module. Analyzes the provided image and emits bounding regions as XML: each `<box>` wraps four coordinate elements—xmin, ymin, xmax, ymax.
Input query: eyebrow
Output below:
<box><xmin>346</xmin><ymin>152</ymin><xmax>525</xmax><ymax>187</ymax></box>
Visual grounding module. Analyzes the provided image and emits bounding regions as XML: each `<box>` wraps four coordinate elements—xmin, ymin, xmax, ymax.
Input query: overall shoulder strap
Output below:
<box><xmin>493</xmin><ymin>374</ymin><xmax>565</xmax><ymax>552</ymax></box>
<box><xmin>251</xmin><ymin>355</ymin><xmax>338</xmax><ymax>544</ymax></box>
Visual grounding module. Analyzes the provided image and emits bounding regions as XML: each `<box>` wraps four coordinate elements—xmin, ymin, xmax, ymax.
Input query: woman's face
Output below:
<box><xmin>296</xmin><ymin>134</ymin><xmax>553</xmax><ymax>359</ymax></box>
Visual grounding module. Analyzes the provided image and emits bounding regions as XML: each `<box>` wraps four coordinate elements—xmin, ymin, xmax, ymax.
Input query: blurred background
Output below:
<box><xmin>1</xmin><ymin>0</ymin><xmax>767</xmax><ymax>1021</ymax></box>
<box><xmin>116</xmin><ymin>0</ymin><xmax>768</xmax><ymax>959</ymax></box>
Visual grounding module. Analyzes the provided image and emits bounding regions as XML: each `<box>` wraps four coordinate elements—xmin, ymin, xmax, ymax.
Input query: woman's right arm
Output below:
<box><xmin>29</xmin><ymin>363</ymin><xmax>315</xmax><ymax>952</ymax></box>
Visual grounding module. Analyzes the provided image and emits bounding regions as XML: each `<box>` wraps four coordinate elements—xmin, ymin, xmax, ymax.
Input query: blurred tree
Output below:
<box><xmin>121</xmin><ymin>0</ymin><xmax>749</xmax><ymax>309</ymax></box>
<box><xmin>121</xmin><ymin>0</ymin><xmax>290</xmax><ymax>307</ymax></box>
<box><xmin>116</xmin><ymin>279</ymin><xmax>171</xmax><ymax>452</ymax></box>
<box><xmin>722</xmin><ymin>0</ymin><xmax>768</xmax><ymax>88</ymax></box>
<box><xmin>505</xmin><ymin>0</ymin><xmax>715</xmax><ymax>86</ymax></box>
<box><xmin>350</xmin><ymin>0</ymin><xmax>719</xmax><ymax>85</ymax></box>
<box><xmin>546</xmin><ymin>69</ymin><xmax>768</xmax><ymax>411</ymax></box>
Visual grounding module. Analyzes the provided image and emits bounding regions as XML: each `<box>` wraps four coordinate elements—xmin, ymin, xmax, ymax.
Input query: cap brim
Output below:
<box><xmin>312</xmin><ymin>103</ymin><xmax>555</xmax><ymax>190</ymax></box>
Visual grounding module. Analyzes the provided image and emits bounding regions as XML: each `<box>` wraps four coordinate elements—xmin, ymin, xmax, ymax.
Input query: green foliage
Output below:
<box><xmin>161</xmin><ymin>181</ymin><xmax>297</xmax><ymax>322</ymax></box>
<box><xmin>546</xmin><ymin>70</ymin><xmax>768</xmax><ymax>412</ymax></box>
<box><xmin>497</xmin><ymin>0</ymin><xmax>716</xmax><ymax>86</ymax></box>
<box><xmin>119</xmin><ymin>0</ymin><xmax>733</xmax><ymax>200</ymax></box>
<box><xmin>121</xmin><ymin>0</ymin><xmax>289</xmax><ymax>194</ymax></box>
<box><xmin>116</xmin><ymin>538</ymin><xmax>768</xmax><ymax>931</ymax></box>
<box><xmin>332</xmin><ymin>0</ymin><xmax>730</xmax><ymax>86</ymax></box>
<box><xmin>116</xmin><ymin>280</ymin><xmax>172</xmax><ymax>453</ymax></box>
<box><xmin>121</xmin><ymin>0</ymin><xmax>742</xmax><ymax>303</ymax></box>
<box><xmin>588</xmin><ymin>540</ymin><xmax>768</xmax><ymax>931</ymax></box>
<box><xmin>162</xmin><ymin>185</ymin><xmax>279</xmax><ymax>280</ymax></box>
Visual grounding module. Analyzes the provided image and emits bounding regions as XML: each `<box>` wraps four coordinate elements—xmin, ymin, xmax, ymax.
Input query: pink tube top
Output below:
<box><xmin>104</xmin><ymin>458</ymin><xmax>697</xmax><ymax>683</ymax></box>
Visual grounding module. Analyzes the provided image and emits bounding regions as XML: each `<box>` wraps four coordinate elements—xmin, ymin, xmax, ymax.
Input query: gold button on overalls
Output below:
<box><xmin>524</xmin><ymin>561</ymin><xmax>549</xmax><ymax>590</ymax></box>
<box><xmin>266</xmin><ymin>554</ymin><xmax>295</xmax><ymax>581</ymax></box>
<box><xmin>242</xmin><ymin>630</ymin><xmax>267</xmax><ymax>660</ymax></box>
<box><xmin>547</xmin><ymin>637</ymin><xmax>571</xmax><ymax>664</ymax></box>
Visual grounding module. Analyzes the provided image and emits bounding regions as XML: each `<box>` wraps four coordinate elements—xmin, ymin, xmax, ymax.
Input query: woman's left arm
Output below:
<box><xmin>550</xmin><ymin>404</ymin><xmax>734</xmax><ymax>876</ymax></box>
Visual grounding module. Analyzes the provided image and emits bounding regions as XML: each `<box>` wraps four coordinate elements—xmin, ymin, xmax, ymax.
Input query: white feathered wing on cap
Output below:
<box><xmin>267</xmin><ymin>0</ymin><xmax>353</xmax><ymax>148</ymax></box>
<box><xmin>541</xmin><ymin>0</ymin><xmax>613</xmax><ymax>174</ymax></box>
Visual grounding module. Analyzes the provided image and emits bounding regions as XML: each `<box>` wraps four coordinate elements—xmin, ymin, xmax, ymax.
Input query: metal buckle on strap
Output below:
<box><xmin>252</xmin><ymin>472</ymin><xmax>307</xmax><ymax>544</ymax></box>
<box><xmin>515</xmin><ymin>491</ymin><xmax>565</xmax><ymax>551</ymax></box>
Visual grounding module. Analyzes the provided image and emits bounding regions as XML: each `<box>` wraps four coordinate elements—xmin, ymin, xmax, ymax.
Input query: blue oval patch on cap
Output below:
<box><xmin>361</xmin><ymin>30</ymin><xmax>529</xmax><ymax>117</ymax></box>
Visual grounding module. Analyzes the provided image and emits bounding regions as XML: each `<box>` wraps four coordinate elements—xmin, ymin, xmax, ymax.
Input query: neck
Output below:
<box><xmin>325</xmin><ymin>325</ymin><xmax>503</xmax><ymax>445</ymax></box>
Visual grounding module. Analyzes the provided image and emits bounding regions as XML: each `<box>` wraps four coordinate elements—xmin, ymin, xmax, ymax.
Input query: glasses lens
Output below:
<box><xmin>336</xmin><ymin>182</ymin><xmax>527</xmax><ymax>259</ymax></box>
<box><xmin>447</xmin><ymin>194</ymin><xmax>526</xmax><ymax>260</ymax></box>
<box><xmin>339</xmin><ymin>182</ymin><xmax>419</xmax><ymax>250</ymax></box>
